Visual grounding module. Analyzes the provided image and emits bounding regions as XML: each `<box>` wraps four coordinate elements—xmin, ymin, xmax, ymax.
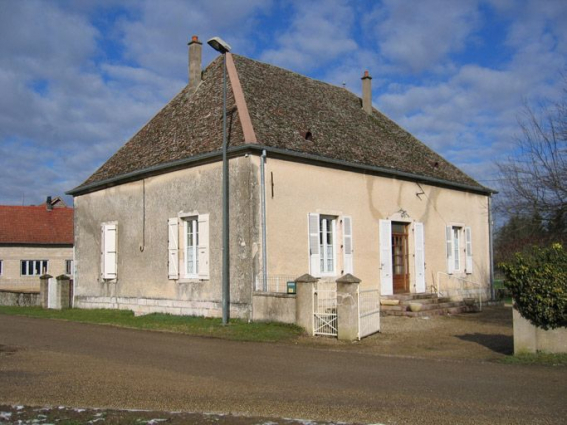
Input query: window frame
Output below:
<box><xmin>65</xmin><ymin>259</ymin><xmax>73</xmax><ymax>276</ymax></box>
<box><xmin>452</xmin><ymin>226</ymin><xmax>461</xmax><ymax>272</ymax></box>
<box><xmin>183</xmin><ymin>216</ymin><xmax>199</xmax><ymax>278</ymax></box>
<box><xmin>21</xmin><ymin>260</ymin><xmax>48</xmax><ymax>276</ymax></box>
<box><xmin>319</xmin><ymin>215</ymin><xmax>337</xmax><ymax>277</ymax></box>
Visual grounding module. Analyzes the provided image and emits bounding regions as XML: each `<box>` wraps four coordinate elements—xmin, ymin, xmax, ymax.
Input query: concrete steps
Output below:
<box><xmin>380</xmin><ymin>293</ymin><xmax>475</xmax><ymax>317</ymax></box>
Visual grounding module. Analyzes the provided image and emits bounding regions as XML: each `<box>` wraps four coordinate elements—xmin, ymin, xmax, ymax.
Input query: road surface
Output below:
<box><xmin>1</xmin><ymin>315</ymin><xmax>565</xmax><ymax>424</ymax></box>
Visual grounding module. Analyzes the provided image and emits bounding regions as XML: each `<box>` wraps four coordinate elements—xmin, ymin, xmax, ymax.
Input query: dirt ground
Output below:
<box><xmin>298</xmin><ymin>305</ymin><xmax>514</xmax><ymax>362</ymax></box>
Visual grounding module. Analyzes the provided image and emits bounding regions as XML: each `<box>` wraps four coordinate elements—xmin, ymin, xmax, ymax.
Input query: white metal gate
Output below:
<box><xmin>358</xmin><ymin>288</ymin><xmax>380</xmax><ymax>339</ymax></box>
<box><xmin>313</xmin><ymin>281</ymin><xmax>337</xmax><ymax>336</ymax></box>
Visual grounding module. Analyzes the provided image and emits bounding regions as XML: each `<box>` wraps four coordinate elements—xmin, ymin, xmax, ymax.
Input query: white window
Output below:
<box><xmin>308</xmin><ymin>213</ymin><xmax>343</xmax><ymax>277</ymax></box>
<box><xmin>453</xmin><ymin>227</ymin><xmax>461</xmax><ymax>271</ymax></box>
<box><xmin>319</xmin><ymin>216</ymin><xmax>336</xmax><ymax>275</ymax></box>
<box><xmin>65</xmin><ymin>260</ymin><xmax>73</xmax><ymax>275</ymax></box>
<box><xmin>184</xmin><ymin>217</ymin><xmax>199</xmax><ymax>277</ymax></box>
<box><xmin>21</xmin><ymin>260</ymin><xmax>48</xmax><ymax>276</ymax></box>
<box><xmin>101</xmin><ymin>223</ymin><xmax>117</xmax><ymax>279</ymax></box>
<box><xmin>169</xmin><ymin>214</ymin><xmax>209</xmax><ymax>280</ymax></box>
<box><xmin>446</xmin><ymin>225</ymin><xmax>471</xmax><ymax>274</ymax></box>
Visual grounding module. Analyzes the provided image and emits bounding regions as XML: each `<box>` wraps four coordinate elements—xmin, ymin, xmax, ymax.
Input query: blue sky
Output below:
<box><xmin>0</xmin><ymin>0</ymin><xmax>566</xmax><ymax>206</ymax></box>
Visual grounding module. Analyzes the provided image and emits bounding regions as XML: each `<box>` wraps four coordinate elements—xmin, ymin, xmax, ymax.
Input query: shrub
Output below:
<box><xmin>500</xmin><ymin>243</ymin><xmax>567</xmax><ymax>330</ymax></box>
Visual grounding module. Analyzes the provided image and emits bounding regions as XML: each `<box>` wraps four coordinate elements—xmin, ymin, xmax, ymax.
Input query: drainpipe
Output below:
<box><xmin>488</xmin><ymin>195</ymin><xmax>495</xmax><ymax>300</ymax></box>
<box><xmin>261</xmin><ymin>150</ymin><xmax>268</xmax><ymax>292</ymax></box>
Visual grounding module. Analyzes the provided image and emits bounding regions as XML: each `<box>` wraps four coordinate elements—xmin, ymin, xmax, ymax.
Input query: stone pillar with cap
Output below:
<box><xmin>295</xmin><ymin>273</ymin><xmax>318</xmax><ymax>336</ymax></box>
<box><xmin>39</xmin><ymin>274</ymin><xmax>53</xmax><ymax>308</ymax></box>
<box><xmin>336</xmin><ymin>273</ymin><xmax>361</xmax><ymax>341</ymax></box>
<box><xmin>361</xmin><ymin>70</ymin><xmax>372</xmax><ymax>115</ymax></box>
<box><xmin>188</xmin><ymin>35</ymin><xmax>202</xmax><ymax>92</ymax></box>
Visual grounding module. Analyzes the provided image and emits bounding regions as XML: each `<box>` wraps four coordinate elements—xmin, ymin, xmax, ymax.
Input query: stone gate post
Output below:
<box><xmin>295</xmin><ymin>274</ymin><xmax>318</xmax><ymax>336</ymax></box>
<box><xmin>336</xmin><ymin>274</ymin><xmax>361</xmax><ymax>341</ymax></box>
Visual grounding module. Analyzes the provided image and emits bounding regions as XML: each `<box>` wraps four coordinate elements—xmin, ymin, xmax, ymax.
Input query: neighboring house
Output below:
<box><xmin>67</xmin><ymin>36</ymin><xmax>494</xmax><ymax>320</ymax></box>
<box><xmin>0</xmin><ymin>197</ymin><xmax>74</xmax><ymax>289</ymax></box>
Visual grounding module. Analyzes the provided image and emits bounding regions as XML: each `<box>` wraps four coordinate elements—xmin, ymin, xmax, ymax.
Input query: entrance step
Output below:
<box><xmin>380</xmin><ymin>293</ymin><xmax>476</xmax><ymax>317</ymax></box>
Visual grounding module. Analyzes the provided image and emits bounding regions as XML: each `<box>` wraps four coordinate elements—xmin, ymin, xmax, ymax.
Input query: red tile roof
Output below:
<box><xmin>0</xmin><ymin>204</ymin><xmax>73</xmax><ymax>245</ymax></box>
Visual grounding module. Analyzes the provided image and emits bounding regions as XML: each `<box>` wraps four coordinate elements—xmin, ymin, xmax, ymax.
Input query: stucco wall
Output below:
<box><xmin>0</xmin><ymin>246</ymin><xmax>72</xmax><ymax>290</ymax></box>
<box><xmin>259</xmin><ymin>156</ymin><xmax>491</xmax><ymax>296</ymax></box>
<box><xmin>513</xmin><ymin>309</ymin><xmax>567</xmax><ymax>354</ymax></box>
<box><xmin>252</xmin><ymin>292</ymin><xmax>296</xmax><ymax>323</ymax></box>
<box><xmin>73</xmin><ymin>156</ymin><xmax>259</xmax><ymax>319</ymax></box>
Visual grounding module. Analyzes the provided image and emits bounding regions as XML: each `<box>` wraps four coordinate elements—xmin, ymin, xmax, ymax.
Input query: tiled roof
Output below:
<box><xmin>0</xmin><ymin>204</ymin><xmax>74</xmax><ymax>245</ymax></box>
<box><xmin>72</xmin><ymin>54</ymin><xmax>487</xmax><ymax>194</ymax></box>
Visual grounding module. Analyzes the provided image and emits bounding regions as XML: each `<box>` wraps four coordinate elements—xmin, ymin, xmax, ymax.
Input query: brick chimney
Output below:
<box><xmin>361</xmin><ymin>70</ymin><xmax>372</xmax><ymax>115</ymax></box>
<box><xmin>46</xmin><ymin>196</ymin><xmax>53</xmax><ymax>211</ymax></box>
<box><xmin>188</xmin><ymin>35</ymin><xmax>202</xmax><ymax>93</ymax></box>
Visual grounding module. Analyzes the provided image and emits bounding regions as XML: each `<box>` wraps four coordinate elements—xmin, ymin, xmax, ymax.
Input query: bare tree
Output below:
<box><xmin>496</xmin><ymin>85</ymin><xmax>567</xmax><ymax>233</ymax></box>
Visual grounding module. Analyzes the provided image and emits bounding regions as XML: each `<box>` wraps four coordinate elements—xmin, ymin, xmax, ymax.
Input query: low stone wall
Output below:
<box><xmin>513</xmin><ymin>309</ymin><xmax>567</xmax><ymax>354</ymax></box>
<box><xmin>252</xmin><ymin>292</ymin><xmax>296</xmax><ymax>324</ymax></box>
<box><xmin>0</xmin><ymin>289</ymin><xmax>41</xmax><ymax>307</ymax></box>
<box><xmin>74</xmin><ymin>295</ymin><xmax>250</xmax><ymax>319</ymax></box>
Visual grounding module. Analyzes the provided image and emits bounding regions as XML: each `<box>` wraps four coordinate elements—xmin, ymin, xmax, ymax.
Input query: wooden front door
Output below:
<box><xmin>392</xmin><ymin>222</ymin><xmax>410</xmax><ymax>294</ymax></box>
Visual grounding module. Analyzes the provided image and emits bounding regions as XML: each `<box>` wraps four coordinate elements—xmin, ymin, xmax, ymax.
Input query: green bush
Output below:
<box><xmin>500</xmin><ymin>243</ymin><xmax>567</xmax><ymax>330</ymax></box>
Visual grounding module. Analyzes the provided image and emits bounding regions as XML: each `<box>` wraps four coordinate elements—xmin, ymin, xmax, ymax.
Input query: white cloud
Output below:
<box><xmin>260</xmin><ymin>0</ymin><xmax>358</xmax><ymax>72</ymax></box>
<box><xmin>368</xmin><ymin>0</ymin><xmax>482</xmax><ymax>74</ymax></box>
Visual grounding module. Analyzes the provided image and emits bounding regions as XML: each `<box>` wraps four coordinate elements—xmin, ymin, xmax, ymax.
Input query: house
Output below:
<box><xmin>0</xmin><ymin>197</ymin><xmax>74</xmax><ymax>290</ymax></box>
<box><xmin>67</xmin><ymin>36</ymin><xmax>494</xmax><ymax>321</ymax></box>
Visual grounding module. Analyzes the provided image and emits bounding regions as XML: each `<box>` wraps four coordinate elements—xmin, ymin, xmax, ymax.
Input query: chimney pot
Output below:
<box><xmin>188</xmin><ymin>35</ymin><xmax>203</xmax><ymax>92</ymax></box>
<box><xmin>46</xmin><ymin>196</ymin><xmax>53</xmax><ymax>211</ymax></box>
<box><xmin>361</xmin><ymin>70</ymin><xmax>372</xmax><ymax>115</ymax></box>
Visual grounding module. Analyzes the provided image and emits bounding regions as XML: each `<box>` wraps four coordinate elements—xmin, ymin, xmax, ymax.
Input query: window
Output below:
<box><xmin>101</xmin><ymin>223</ymin><xmax>117</xmax><ymax>279</ymax></box>
<box><xmin>453</xmin><ymin>227</ymin><xmax>461</xmax><ymax>271</ymax></box>
<box><xmin>21</xmin><ymin>260</ymin><xmax>48</xmax><ymax>276</ymax></box>
<box><xmin>65</xmin><ymin>260</ymin><xmax>73</xmax><ymax>275</ymax></box>
<box><xmin>319</xmin><ymin>216</ymin><xmax>336</xmax><ymax>274</ymax></box>
<box><xmin>168</xmin><ymin>214</ymin><xmax>209</xmax><ymax>280</ymax></box>
<box><xmin>308</xmin><ymin>213</ymin><xmax>340</xmax><ymax>277</ymax></box>
<box><xmin>184</xmin><ymin>217</ymin><xmax>199</xmax><ymax>277</ymax></box>
<box><xmin>0</xmin><ymin>260</ymin><xmax>3</xmax><ymax>276</ymax></box>
<box><xmin>446</xmin><ymin>225</ymin><xmax>473</xmax><ymax>274</ymax></box>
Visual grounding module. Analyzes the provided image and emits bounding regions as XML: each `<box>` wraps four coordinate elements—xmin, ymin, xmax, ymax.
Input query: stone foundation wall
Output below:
<box><xmin>74</xmin><ymin>295</ymin><xmax>250</xmax><ymax>319</ymax></box>
<box><xmin>0</xmin><ymin>289</ymin><xmax>41</xmax><ymax>307</ymax></box>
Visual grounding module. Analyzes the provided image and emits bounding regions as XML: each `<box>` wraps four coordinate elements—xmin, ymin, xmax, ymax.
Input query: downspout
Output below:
<box><xmin>261</xmin><ymin>150</ymin><xmax>268</xmax><ymax>292</ymax></box>
<box><xmin>488</xmin><ymin>195</ymin><xmax>495</xmax><ymax>300</ymax></box>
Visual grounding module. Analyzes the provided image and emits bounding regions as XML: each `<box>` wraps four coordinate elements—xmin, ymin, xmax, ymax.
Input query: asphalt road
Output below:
<box><xmin>1</xmin><ymin>315</ymin><xmax>565</xmax><ymax>424</ymax></box>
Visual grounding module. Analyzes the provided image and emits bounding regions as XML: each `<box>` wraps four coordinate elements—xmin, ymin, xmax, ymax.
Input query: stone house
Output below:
<box><xmin>0</xmin><ymin>197</ymin><xmax>74</xmax><ymax>290</ymax></box>
<box><xmin>67</xmin><ymin>36</ymin><xmax>494</xmax><ymax>321</ymax></box>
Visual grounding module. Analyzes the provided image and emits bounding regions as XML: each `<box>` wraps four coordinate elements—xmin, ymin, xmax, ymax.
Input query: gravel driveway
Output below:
<box><xmin>297</xmin><ymin>305</ymin><xmax>514</xmax><ymax>362</ymax></box>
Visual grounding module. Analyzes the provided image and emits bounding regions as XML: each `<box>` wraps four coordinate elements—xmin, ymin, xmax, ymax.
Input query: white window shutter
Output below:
<box><xmin>379</xmin><ymin>219</ymin><xmax>393</xmax><ymax>296</ymax></box>
<box><xmin>446</xmin><ymin>226</ymin><xmax>454</xmax><ymax>274</ymax></box>
<box><xmin>343</xmin><ymin>216</ymin><xmax>353</xmax><ymax>274</ymax></box>
<box><xmin>414</xmin><ymin>222</ymin><xmax>426</xmax><ymax>293</ymax></box>
<box><xmin>198</xmin><ymin>214</ymin><xmax>210</xmax><ymax>279</ymax></box>
<box><xmin>465</xmin><ymin>226</ymin><xmax>473</xmax><ymax>274</ymax></box>
<box><xmin>168</xmin><ymin>218</ymin><xmax>179</xmax><ymax>279</ymax></box>
<box><xmin>308</xmin><ymin>213</ymin><xmax>321</xmax><ymax>277</ymax></box>
<box><xmin>102</xmin><ymin>223</ymin><xmax>117</xmax><ymax>279</ymax></box>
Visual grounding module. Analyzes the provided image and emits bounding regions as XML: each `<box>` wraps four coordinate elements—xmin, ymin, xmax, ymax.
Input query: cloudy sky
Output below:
<box><xmin>1</xmin><ymin>0</ymin><xmax>566</xmax><ymax>206</ymax></box>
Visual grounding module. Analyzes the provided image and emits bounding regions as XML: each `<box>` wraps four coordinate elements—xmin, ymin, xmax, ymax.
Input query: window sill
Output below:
<box><xmin>178</xmin><ymin>278</ymin><xmax>209</xmax><ymax>284</ymax></box>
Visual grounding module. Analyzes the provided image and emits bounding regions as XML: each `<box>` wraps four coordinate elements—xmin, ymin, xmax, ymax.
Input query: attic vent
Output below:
<box><xmin>304</xmin><ymin>131</ymin><xmax>313</xmax><ymax>141</ymax></box>
<box><xmin>433</xmin><ymin>161</ymin><xmax>439</xmax><ymax>169</ymax></box>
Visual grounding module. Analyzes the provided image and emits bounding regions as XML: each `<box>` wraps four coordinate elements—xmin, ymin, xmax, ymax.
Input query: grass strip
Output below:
<box><xmin>0</xmin><ymin>306</ymin><xmax>304</xmax><ymax>343</ymax></box>
<box><xmin>499</xmin><ymin>352</ymin><xmax>567</xmax><ymax>366</ymax></box>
